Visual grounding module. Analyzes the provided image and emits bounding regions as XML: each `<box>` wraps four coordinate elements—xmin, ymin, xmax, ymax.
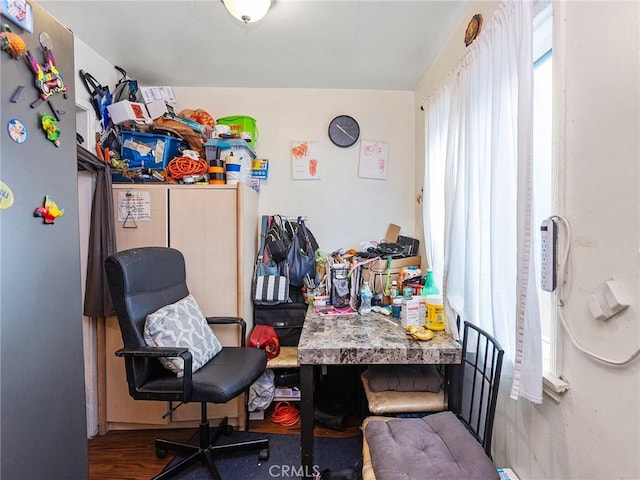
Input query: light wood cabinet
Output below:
<box><xmin>103</xmin><ymin>184</ymin><xmax>258</xmax><ymax>432</ymax></box>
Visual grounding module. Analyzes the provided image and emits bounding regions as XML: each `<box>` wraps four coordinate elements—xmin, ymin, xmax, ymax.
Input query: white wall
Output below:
<box><xmin>73</xmin><ymin>37</ymin><xmax>121</xmax><ymax>438</ymax></box>
<box><xmin>173</xmin><ymin>87</ymin><xmax>417</xmax><ymax>253</ymax></box>
<box><xmin>415</xmin><ymin>1</ymin><xmax>640</xmax><ymax>479</ymax></box>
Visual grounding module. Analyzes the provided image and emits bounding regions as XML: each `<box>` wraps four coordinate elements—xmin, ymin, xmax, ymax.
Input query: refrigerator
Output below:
<box><xmin>0</xmin><ymin>1</ymin><xmax>88</xmax><ymax>478</ymax></box>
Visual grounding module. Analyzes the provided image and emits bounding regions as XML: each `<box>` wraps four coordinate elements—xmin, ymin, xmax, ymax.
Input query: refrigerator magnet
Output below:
<box><xmin>41</xmin><ymin>113</ymin><xmax>61</xmax><ymax>147</ymax></box>
<box><xmin>0</xmin><ymin>24</ymin><xmax>26</xmax><ymax>59</ymax></box>
<box><xmin>33</xmin><ymin>195</ymin><xmax>64</xmax><ymax>224</ymax></box>
<box><xmin>0</xmin><ymin>181</ymin><xmax>15</xmax><ymax>209</ymax></box>
<box><xmin>7</xmin><ymin>118</ymin><xmax>26</xmax><ymax>143</ymax></box>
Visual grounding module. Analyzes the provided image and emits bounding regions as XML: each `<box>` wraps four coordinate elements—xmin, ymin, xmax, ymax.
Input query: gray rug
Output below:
<box><xmin>164</xmin><ymin>430</ymin><xmax>362</xmax><ymax>479</ymax></box>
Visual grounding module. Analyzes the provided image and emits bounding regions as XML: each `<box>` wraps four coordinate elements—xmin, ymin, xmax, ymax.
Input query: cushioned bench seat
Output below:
<box><xmin>362</xmin><ymin>413</ymin><xmax>499</xmax><ymax>480</ymax></box>
<box><xmin>266</xmin><ymin>346</ymin><xmax>299</xmax><ymax>369</ymax></box>
<box><xmin>361</xmin><ymin>370</ymin><xmax>445</xmax><ymax>414</ymax></box>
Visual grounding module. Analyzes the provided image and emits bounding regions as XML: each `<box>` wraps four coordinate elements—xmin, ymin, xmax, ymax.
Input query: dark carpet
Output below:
<box><xmin>163</xmin><ymin>430</ymin><xmax>362</xmax><ymax>479</ymax></box>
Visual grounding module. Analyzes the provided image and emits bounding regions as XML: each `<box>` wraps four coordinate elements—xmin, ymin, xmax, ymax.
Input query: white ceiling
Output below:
<box><xmin>40</xmin><ymin>0</ymin><xmax>470</xmax><ymax>90</ymax></box>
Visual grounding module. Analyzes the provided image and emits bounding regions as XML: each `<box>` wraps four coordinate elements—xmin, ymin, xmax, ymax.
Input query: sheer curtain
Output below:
<box><xmin>423</xmin><ymin>0</ymin><xmax>542</xmax><ymax>402</ymax></box>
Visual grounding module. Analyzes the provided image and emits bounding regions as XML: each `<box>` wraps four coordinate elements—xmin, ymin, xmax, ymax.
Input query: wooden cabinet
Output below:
<box><xmin>103</xmin><ymin>184</ymin><xmax>258</xmax><ymax>432</ymax></box>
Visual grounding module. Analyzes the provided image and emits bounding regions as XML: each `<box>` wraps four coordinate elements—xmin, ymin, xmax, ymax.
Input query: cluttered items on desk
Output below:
<box><xmin>250</xmin><ymin>216</ymin><xmax>447</xmax><ymax>337</ymax></box>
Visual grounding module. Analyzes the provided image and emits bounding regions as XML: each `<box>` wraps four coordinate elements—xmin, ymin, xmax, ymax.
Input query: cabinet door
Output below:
<box><xmin>106</xmin><ymin>186</ymin><xmax>169</xmax><ymax>426</ymax></box>
<box><xmin>168</xmin><ymin>187</ymin><xmax>242</xmax><ymax>425</ymax></box>
<box><xmin>169</xmin><ymin>187</ymin><xmax>238</xmax><ymax>317</ymax></box>
<box><xmin>112</xmin><ymin>186</ymin><xmax>169</xmax><ymax>249</ymax></box>
<box><xmin>104</xmin><ymin>316</ymin><xmax>168</xmax><ymax>425</ymax></box>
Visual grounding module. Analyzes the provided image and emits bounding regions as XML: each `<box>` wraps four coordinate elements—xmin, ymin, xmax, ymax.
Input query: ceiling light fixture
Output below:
<box><xmin>221</xmin><ymin>0</ymin><xmax>273</xmax><ymax>24</ymax></box>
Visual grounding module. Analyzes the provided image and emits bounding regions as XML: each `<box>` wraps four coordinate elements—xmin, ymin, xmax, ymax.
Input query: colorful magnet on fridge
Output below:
<box><xmin>0</xmin><ymin>24</ymin><xmax>26</xmax><ymax>59</ymax></box>
<box><xmin>41</xmin><ymin>113</ymin><xmax>61</xmax><ymax>147</ymax></box>
<box><xmin>1</xmin><ymin>0</ymin><xmax>33</xmax><ymax>32</ymax></box>
<box><xmin>0</xmin><ymin>181</ymin><xmax>15</xmax><ymax>209</ymax></box>
<box><xmin>24</xmin><ymin>43</ymin><xmax>66</xmax><ymax>101</ymax></box>
<box><xmin>33</xmin><ymin>195</ymin><xmax>64</xmax><ymax>224</ymax></box>
<box><xmin>7</xmin><ymin>118</ymin><xmax>26</xmax><ymax>143</ymax></box>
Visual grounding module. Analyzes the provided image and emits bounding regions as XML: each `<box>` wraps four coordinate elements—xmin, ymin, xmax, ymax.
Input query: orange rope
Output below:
<box><xmin>271</xmin><ymin>401</ymin><xmax>300</xmax><ymax>426</ymax></box>
<box><xmin>166</xmin><ymin>156</ymin><xmax>208</xmax><ymax>179</ymax></box>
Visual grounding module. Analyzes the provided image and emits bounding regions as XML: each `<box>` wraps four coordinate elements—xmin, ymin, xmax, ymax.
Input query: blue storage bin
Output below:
<box><xmin>119</xmin><ymin>131</ymin><xmax>185</xmax><ymax>170</ymax></box>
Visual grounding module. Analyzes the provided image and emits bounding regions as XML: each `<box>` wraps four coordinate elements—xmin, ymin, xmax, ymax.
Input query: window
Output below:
<box><xmin>532</xmin><ymin>1</ymin><xmax>568</xmax><ymax>396</ymax></box>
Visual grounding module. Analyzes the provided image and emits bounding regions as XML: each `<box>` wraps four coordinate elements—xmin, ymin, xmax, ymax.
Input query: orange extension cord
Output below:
<box><xmin>271</xmin><ymin>401</ymin><xmax>300</xmax><ymax>426</ymax></box>
<box><xmin>166</xmin><ymin>156</ymin><xmax>208</xmax><ymax>180</ymax></box>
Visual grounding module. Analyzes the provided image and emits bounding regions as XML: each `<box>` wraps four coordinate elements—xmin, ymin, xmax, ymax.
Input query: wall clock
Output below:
<box><xmin>328</xmin><ymin>115</ymin><xmax>360</xmax><ymax>148</ymax></box>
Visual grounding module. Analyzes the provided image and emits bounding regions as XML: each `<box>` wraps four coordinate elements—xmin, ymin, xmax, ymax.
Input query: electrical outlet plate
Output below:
<box><xmin>589</xmin><ymin>277</ymin><xmax>630</xmax><ymax>320</ymax></box>
<box><xmin>540</xmin><ymin>218</ymin><xmax>557</xmax><ymax>292</ymax></box>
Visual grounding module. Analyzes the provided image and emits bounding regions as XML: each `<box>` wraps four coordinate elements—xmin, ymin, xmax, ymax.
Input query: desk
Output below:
<box><xmin>297</xmin><ymin>307</ymin><xmax>462</xmax><ymax>478</ymax></box>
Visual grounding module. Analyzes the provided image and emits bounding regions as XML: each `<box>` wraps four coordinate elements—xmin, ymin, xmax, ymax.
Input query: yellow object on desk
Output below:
<box><xmin>425</xmin><ymin>295</ymin><xmax>445</xmax><ymax>331</ymax></box>
<box><xmin>405</xmin><ymin>325</ymin><xmax>435</xmax><ymax>341</ymax></box>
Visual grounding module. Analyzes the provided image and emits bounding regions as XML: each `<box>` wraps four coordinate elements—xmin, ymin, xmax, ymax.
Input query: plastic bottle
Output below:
<box><xmin>421</xmin><ymin>269</ymin><xmax>440</xmax><ymax>297</ymax></box>
<box><xmin>390</xmin><ymin>280</ymin><xmax>398</xmax><ymax>299</ymax></box>
<box><xmin>360</xmin><ymin>281</ymin><xmax>373</xmax><ymax>314</ymax></box>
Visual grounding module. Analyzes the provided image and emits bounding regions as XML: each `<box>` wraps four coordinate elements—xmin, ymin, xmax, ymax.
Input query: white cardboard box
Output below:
<box><xmin>139</xmin><ymin>86</ymin><xmax>176</xmax><ymax>105</ymax></box>
<box><xmin>107</xmin><ymin>100</ymin><xmax>151</xmax><ymax>125</ymax></box>
<box><xmin>274</xmin><ymin>387</ymin><xmax>301</xmax><ymax>401</ymax></box>
<box><xmin>145</xmin><ymin>99</ymin><xmax>169</xmax><ymax>120</ymax></box>
<box><xmin>249</xmin><ymin>410</ymin><xmax>265</xmax><ymax>420</ymax></box>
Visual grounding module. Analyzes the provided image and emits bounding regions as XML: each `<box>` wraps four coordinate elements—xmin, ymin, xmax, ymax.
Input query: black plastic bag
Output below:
<box><xmin>287</xmin><ymin>217</ymin><xmax>316</xmax><ymax>287</ymax></box>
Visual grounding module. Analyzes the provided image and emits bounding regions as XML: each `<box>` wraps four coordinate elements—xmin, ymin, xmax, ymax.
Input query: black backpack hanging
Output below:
<box><xmin>287</xmin><ymin>216</ymin><xmax>316</xmax><ymax>287</ymax></box>
<box><xmin>112</xmin><ymin>66</ymin><xmax>139</xmax><ymax>103</ymax></box>
<box><xmin>265</xmin><ymin>215</ymin><xmax>291</xmax><ymax>263</ymax></box>
<box><xmin>78</xmin><ymin>69</ymin><xmax>112</xmax><ymax>129</ymax></box>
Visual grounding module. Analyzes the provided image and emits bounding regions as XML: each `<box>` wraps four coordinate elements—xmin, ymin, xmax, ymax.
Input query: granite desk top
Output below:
<box><xmin>297</xmin><ymin>307</ymin><xmax>462</xmax><ymax>365</ymax></box>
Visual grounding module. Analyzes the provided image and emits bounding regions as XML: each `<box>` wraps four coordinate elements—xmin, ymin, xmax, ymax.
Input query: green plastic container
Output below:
<box><xmin>216</xmin><ymin>116</ymin><xmax>258</xmax><ymax>148</ymax></box>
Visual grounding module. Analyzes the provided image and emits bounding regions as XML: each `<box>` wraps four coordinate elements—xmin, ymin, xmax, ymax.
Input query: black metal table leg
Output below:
<box><xmin>300</xmin><ymin>364</ymin><xmax>315</xmax><ymax>479</ymax></box>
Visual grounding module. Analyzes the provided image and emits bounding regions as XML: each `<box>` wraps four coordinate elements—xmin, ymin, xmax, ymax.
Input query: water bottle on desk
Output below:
<box><xmin>359</xmin><ymin>281</ymin><xmax>372</xmax><ymax>314</ymax></box>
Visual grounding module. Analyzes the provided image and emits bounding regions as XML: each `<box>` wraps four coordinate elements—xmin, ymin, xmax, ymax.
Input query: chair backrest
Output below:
<box><xmin>448</xmin><ymin>320</ymin><xmax>504</xmax><ymax>457</ymax></box>
<box><xmin>104</xmin><ymin>246</ymin><xmax>190</xmax><ymax>395</ymax></box>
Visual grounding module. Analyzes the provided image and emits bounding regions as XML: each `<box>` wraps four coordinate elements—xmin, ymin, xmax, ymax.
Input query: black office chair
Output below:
<box><xmin>105</xmin><ymin>246</ymin><xmax>269</xmax><ymax>480</ymax></box>
<box><xmin>362</xmin><ymin>320</ymin><xmax>504</xmax><ymax>480</ymax></box>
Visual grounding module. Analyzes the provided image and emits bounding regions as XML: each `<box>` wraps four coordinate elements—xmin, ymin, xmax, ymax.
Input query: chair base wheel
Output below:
<box><xmin>258</xmin><ymin>448</ymin><xmax>270</xmax><ymax>461</ymax></box>
<box><xmin>156</xmin><ymin>448</ymin><xmax>168</xmax><ymax>459</ymax></box>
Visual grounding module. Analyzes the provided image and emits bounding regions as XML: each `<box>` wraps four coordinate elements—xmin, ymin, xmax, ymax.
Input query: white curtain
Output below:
<box><xmin>423</xmin><ymin>0</ymin><xmax>542</xmax><ymax>403</ymax></box>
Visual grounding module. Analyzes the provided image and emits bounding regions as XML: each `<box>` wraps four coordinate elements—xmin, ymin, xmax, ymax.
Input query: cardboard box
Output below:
<box><xmin>361</xmin><ymin>256</ymin><xmax>422</xmax><ymax>295</ymax></box>
<box><xmin>145</xmin><ymin>99</ymin><xmax>169</xmax><ymax>120</ymax></box>
<box><xmin>139</xmin><ymin>86</ymin><xmax>177</xmax><ymax>105</ymax></box>
<box><xmin>249</xmin><ymin>410</ymin><xmax>265</xmax><ymax>420</ymax></box>
<box><xmin>107</xmin><ymin>100</ymin><xmax>151</xmax><ymax>125</ymax></box>
<box><xmin>274</xmin><ymin>387</ymin><xmax>301</xmax><ymax>401</ymax></box>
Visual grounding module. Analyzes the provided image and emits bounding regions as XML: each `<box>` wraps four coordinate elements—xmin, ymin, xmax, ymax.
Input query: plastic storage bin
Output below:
<box><xmin>216</xmin><ymin>116</ymin><xmax>258</xmax><ymax>148</ymax></box>
<box><xmin>119</xmin><ymin>131</ymin><xmax>185</xmax><ymax>170</ymax></box>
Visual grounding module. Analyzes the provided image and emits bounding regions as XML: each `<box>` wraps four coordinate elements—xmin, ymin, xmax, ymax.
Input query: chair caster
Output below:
<box><xmin>156</xmin><ymin>448</ymin><xmax>168</xmax><ymax>459</ymax></box>
<box><xmin>258</xmin><ymin>448</ymin><xmax>270</xmax><ymax>461</ymax></box>
<box><xmin>222</xmin><ymin>424</ymin><xmax>234</xmax><ymax>436</ymax></box>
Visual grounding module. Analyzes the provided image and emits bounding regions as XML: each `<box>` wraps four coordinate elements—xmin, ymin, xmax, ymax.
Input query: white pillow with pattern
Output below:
<box><xmin>144</xmin><ymin>294</ymin><xmax>222</xmax><ymax>377</ymax></box>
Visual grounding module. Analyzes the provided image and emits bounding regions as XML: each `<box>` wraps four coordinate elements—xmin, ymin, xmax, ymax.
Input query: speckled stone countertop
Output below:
<box><xmin>297</xmin><ymin>307</ymin><xmax>462</xmax><ymax>365</ymax></box>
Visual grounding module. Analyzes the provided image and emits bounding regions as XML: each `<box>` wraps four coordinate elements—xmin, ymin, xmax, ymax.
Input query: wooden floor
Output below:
<box><xmin>88</xmin><ymin>406</ymin><xmax>363</xmax><ymax>480</ymax></box>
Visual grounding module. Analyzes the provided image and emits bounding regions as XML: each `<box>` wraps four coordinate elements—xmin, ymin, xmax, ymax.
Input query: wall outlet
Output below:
<box><xmin>588</xmin><ymin>278</ymin><xmax>630</xmax><ymax>320</ymax></box>
<box><xmin>540</xmin><ymin>218</ymin><xmax>557</xmax><ymax>292</ymax></box>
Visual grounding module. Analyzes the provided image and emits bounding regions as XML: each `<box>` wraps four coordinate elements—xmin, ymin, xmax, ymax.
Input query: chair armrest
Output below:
<box><xmin>115</xmin><ymin>346</ymin><xmax>193</xmax><ymax>401</ymax></box>
<box><xmin>116</xmin><ymin>346</ymin><xmax>189</xmax><ymax>358</ymax></box>
<box><xmin>206</xmin><ymin>316</ymin><xmax>247</xmax><ymax>346</ymax></box>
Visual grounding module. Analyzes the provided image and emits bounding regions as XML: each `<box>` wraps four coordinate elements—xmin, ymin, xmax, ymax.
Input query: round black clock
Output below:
<box><xmin>328</xmin><ymin>115</ymin><xmax>360</xmax><ymax>148</ymax></box>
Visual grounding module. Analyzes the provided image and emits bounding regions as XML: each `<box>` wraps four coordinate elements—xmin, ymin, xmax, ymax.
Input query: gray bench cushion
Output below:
<box><xmin>364</xmin><ymin>411</ymin><xmax>499</xmax><ymax>480</ymax></box>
